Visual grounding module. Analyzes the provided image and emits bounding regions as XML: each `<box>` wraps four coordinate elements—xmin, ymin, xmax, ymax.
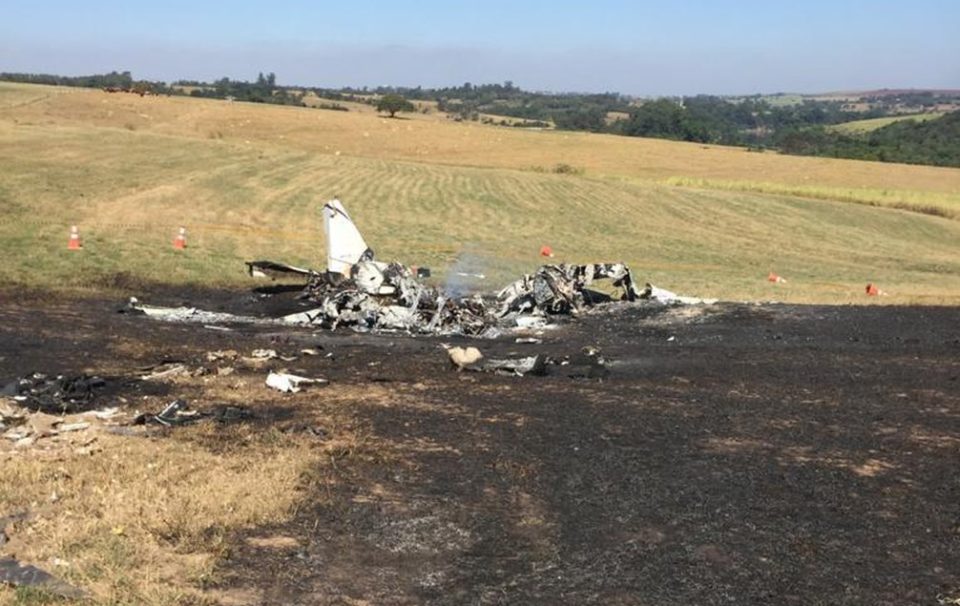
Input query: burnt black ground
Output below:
<box><xmin>1</xmin><ymin>289</ymin><xmax>958</xmax><ymax>605</ymax></box>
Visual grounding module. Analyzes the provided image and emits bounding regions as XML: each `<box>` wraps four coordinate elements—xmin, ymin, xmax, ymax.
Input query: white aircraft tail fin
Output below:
<box><xmin>322</xmin><ymin>199</ymin><xmax>371</xmax><ymax>276</ymax></box>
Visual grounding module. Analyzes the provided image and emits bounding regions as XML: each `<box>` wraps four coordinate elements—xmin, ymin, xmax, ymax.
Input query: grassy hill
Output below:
<box><xmin>829</xmin><ymin>112</ymin><xmax>944</xmax><ymax>134</ymax></box>
<box><xmin>1</xmin><ymin>82</ymin><xmax>959</xmax><ymax>303</ymax></box>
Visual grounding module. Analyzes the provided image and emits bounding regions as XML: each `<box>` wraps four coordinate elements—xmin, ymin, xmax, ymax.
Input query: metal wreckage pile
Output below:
<box><xmin>243</xmin><ymin>199</ymin><xmax>711</xmax><ymax>336</ymax></box>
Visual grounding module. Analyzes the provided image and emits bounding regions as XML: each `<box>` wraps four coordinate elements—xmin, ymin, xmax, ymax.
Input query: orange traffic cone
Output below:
<box><xmin>67</xmin><ymin>225</ymin><xmax>82</xmax><ymax>250</ymax></box>
<box><xmin>173</xmin><ymin>227</ymin><xmax>187</xmax><ymax>250</ymax></box>
<box><xmin>767</xmin><ymin>272</ymin><xmax>786</xmax><ymax>284</ymax></box>
<box><xmin>865</xmin><ymin>283</ymin><xmax>880</xmax><ymax>296</ymax></box>
<box><xmin>539</xmin><ymin>245</ymin><xmax>554</xmax><ymax>258</ymax></box>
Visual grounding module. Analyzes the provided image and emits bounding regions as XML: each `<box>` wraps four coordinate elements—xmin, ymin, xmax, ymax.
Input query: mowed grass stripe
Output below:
<box><xmin>4</xmin><ymin>83</ymin><xmax>958</xmax><ymax>201</ymax></box>
<box><xmin>3</xmin><ymin>134</ymin><xmax>958</xmax><ymax>300</ymax></box>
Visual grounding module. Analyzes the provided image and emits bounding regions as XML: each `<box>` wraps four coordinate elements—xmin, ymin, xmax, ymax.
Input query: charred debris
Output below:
<box><xmin>137</xmin><ymin>199</ymin><xmax>712</xmax><ymax>336</ymax></box>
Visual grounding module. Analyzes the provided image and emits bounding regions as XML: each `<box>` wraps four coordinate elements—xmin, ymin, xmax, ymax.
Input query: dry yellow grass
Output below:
<box><xmin>4</xmin><ymin>83</ymin><xmax>958</xmax><ymax>197</ymax></box>
<box><xmin>0</xmin><ymin>80</ymin><xmax>959</xmax><ymax>304</ymax></box>
<box><xmin>0</xmin><ymin>428</ymin><xmax>312</xmax><ymax>604</ymax></box>
<box><xmin>0</xmin><ymin>364</ymin><xmax>392</xmax><ymax>605</ymax></box>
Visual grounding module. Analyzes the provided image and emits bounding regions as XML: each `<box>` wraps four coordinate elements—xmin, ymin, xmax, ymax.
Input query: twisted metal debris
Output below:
<box><xmin>124</xmin><ymin>199</ymin><xmax>717</xmax><ymax>335</ymax></box>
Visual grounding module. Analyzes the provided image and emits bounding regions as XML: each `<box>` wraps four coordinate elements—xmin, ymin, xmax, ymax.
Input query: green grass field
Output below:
<box><xmin>829</xmin><ymin>112</ymin><xmax>944</xmax><ymax>133</ymax></box>
<box><xmin>1</xmin><ymin>82</ymin><xmax>959</xmax><ymax>304</ymax></box>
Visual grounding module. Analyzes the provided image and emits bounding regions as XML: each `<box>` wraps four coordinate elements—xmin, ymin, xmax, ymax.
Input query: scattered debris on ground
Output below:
<box><xmin>0</xmin><ymin>557</ymin><xmax>86</xmax><ymax>599</ymax></box>
<box><xmin>640</xmin><ymin>283</ymin><xmax>718</xmax><ymax>305</ymax></box>
<box><xmin>1</xmin><ymin>395</ymin><xmax>123</xmax><ymax>455</ymax></box>
<box><xmin>130</xmin><ymin>265</ymin><xmax>714</xmax><ymax>337</ymax></box>
<box><xmin>1</xmin><ymin>374</ymin><xmax>256</xmax><ymax>454</ymax></box>
<box><xmin>444</xmin><ymin>345</ymin><xmax>605</xmax><ymax>377</ymax></box>
<box><xmin>134</xmin><ymin>400</ymin><xmax>254</xmax><ymax>426</ymax></box>
<box><xmin>122</xmin><ymin>197</ymin><xmax>718</xmax><ymax>339</ymax></box>
<box><xmin>238</xmin><ymin>199</ymin><xmax>716</xmax><ymax>336</ymax></box>
<box><xmin>139</xmin><ymin>361</ymin><xmax>191</xmax><ymax>381</ymax></box>
<box><xmin>474</xmin><ymin>354</ymin><xmax>549</xmax><ymax>376</ymax></box>
<box><xmin>1</xmin><ymin>290</ymin><xmax>957</xmax><ymax>604</ymax></box>
<box><xmin>125</xmin><ymin>297</ymin><xmax>268</xmax><ymax>325</ymax></box>
<box><xmin>265</xmin><ymin>372</ymin><xmax>328</xmax><ymax>393</ymax></box>
<box><xmin>497</xmin><ymin>263</ymin><xmax>639</xmax><ymax>315</ymax></box>
<box><xmin>133</xmin><ymin>399</ymin><xmax>196</xmax><ymax>426</ymax></box>
<box><xmin>206</xmin><ymin>349</ymin><xmax>239</xmax><ymax>362</ymax></box>
<box><xmin>1</xmin><ymin>373</ymin><xmax>106</xmax><ymax>414</ymax></box>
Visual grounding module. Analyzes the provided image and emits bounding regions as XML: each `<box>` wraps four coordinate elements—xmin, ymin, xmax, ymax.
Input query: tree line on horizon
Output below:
<box><xmin>2</xmin><ymin>71</ymin><xmax>958</xmax><ymax>168</ymax></box>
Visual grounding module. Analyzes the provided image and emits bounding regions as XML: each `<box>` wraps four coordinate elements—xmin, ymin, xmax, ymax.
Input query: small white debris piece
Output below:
<box><xmin>2</xmin><ymin>406</ymin><xmax>125</xmax><ymax>444</ymax></box>
<box><xmin>140</xmin><ymin>364</ymin><xmax>189</xmax><ymax>381</ymax></box>
<box><xmin>445</xmin><ymin>346</ymin><xmax>484</xmax><ymax>370</ymax></box>
<box><xmin>515</xmin><ymin>316</ymin><xmax>548</xmax><ymax>330</ymax></box>
<box><xmin>280</xmin><ymin>309</ymin><xmax>326</xmax><ymax>325</ymax></box>
<box><xmin>265</xmin><ymin>372</ymin><xmax>328</xmax><ymax>393</ymax></box>
<box><xmin>243</xmin><ymin>349</ymin><xmax>282</xmax><ymax>366</ymax></box>
<box><xmin>642</xmin><ymin>284</ymin><xmax>717</xmax><ymax>305</ymax></box>
<box><xmin>88</xmin><ymin>407</ymin><xmax>121</xmax><ymax>420</ymax></box>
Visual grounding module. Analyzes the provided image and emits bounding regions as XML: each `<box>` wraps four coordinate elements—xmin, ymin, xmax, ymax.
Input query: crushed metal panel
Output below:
<box><xmin>126</xmin><ymin>298</ymin><xmax>265</xmax><ymax>325</ymax></box>
<box><xmin>497</xmin><ymin>263</ymin><xmax>640</xmax><ymax>317</ymax></box>
<box><xmin>246</xmin><ymin>260</ymin><xmax>318</xmax><ymax>280</ymax></box>
<box><xmin>376</xmin><ymin>305</ymin><xmax>419</xmax><ymax>330</ymax></box>
<box><xmin>323</xmin><ymin>198</ymin><xmax>373</xmax><ymax>276</ymax></box>
<box><xmin>223</xmin><ymin>198</ymin><xmax>715</xmax><ymax>335</ymax></box>
<box><xmin>354</xmin><ymin>261</ymin><xmax>397</xmax><ymax>295</ymax></box>
<box><xmin>279</xmin><ymin>308</ymin><xmax>327</xmax><ymax>325</ymax></box>
<box><xmin>478</xmin><ymin>354</ymin><xmax>549</xmax><ymax>376</ymax></box>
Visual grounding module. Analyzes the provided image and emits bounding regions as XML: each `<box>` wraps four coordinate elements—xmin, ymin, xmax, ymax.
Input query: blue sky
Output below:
<box><xmin>2</xmin><ymin>0</ymin><xmax>957</xmax><ymax>95</ymax></box>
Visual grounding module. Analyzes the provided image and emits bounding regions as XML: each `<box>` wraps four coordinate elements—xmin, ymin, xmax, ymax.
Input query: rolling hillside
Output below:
<box><xmin>1</xmin><ymin>82</ymin><xmax>959</xmax><ymax>303</ymax></box>
<box><xmin>829</xmin><ymin>112</ymin><xmax>943</xmax><ymax>134</ymax></box>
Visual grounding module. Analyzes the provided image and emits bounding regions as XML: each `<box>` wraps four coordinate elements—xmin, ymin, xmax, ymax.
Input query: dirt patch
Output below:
<box><xmin>0</xmin><ymin>288</ymin><xmax>958</xmax><ymax>604</ymax></box>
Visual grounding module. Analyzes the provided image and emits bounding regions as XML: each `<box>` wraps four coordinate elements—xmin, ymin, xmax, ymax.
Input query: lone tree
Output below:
<box><xmin>376</xmin><ymin>93</ymin><xmax>415</xmax><ymax>118</ymax></box>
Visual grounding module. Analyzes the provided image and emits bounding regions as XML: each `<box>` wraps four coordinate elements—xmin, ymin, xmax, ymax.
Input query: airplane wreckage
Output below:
<box><xmin>131</xmin><ymin>199</ymin><xmax>714</xmax><ymax>335</ymax></box>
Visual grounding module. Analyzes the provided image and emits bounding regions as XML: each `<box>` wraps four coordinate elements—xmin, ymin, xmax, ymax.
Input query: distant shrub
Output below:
<box><xmin>553</xmin><ymin>163</ymin><xmax>584</xmax><ymax>175</ymax></box>
<box><xmin>513</xmin><ymin>120</ymin><xmax>550</xmax><ymax>128</ymax></box>
<box><xmin>315</xmin><ymin>103</ymin><xmax>349</xmax><ymax>112</ymax></box>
